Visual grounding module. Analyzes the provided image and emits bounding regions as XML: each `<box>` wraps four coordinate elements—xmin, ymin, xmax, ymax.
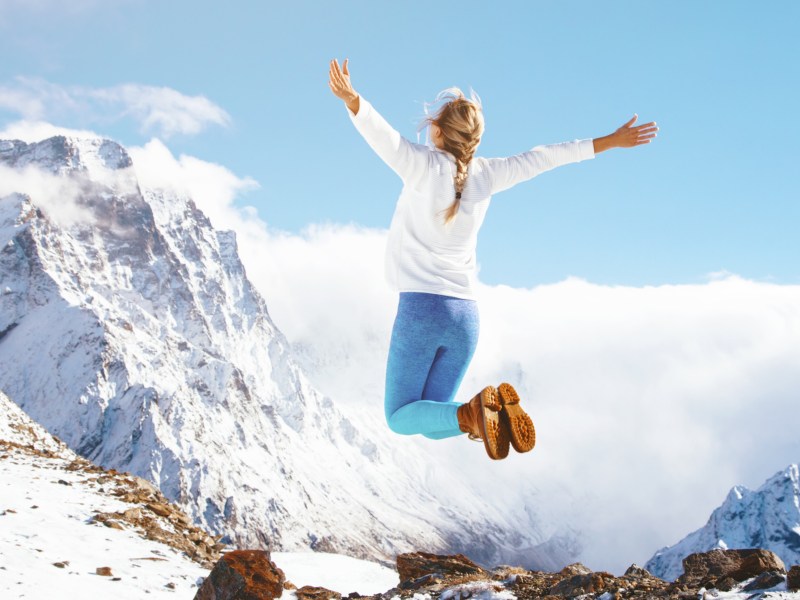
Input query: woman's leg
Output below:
<box><xmin>384</xmin><ymin>293</ymin><xmax>479</xmax><ymax>438</ymax></box>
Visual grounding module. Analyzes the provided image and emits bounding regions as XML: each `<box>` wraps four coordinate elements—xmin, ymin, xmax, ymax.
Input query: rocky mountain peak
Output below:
<box><xmin>0</xmin><ymin>136</ymin><xmax>132</xmax><ymax>175</ymax></box>
<box><xmin>646</xmin><ymin>464</ymin><xmax>800</xmax><ymax>581</ymax></box>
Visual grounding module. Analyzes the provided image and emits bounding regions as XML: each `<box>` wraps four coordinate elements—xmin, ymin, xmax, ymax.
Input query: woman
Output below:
<box><xmin>328</xmin><ymin>58</ymin><xmax>657</xmax><ymax>461</ymax></box>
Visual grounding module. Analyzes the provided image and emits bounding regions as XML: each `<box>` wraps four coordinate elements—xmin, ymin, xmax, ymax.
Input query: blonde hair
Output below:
<box><xmin>421</xmin><ymin>87</ymin><xmax>484</xmax><ymax>225</ymax></box>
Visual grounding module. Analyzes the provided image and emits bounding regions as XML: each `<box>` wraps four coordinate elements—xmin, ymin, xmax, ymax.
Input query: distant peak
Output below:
<box><xmin>0</xmin><ymin>135</ymin><xmax>132</xmax><ymax>174</ymax></box>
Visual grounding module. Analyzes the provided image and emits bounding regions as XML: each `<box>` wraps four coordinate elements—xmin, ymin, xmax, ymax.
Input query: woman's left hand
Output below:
<box><xmin>612</xmin><ymin>114</ymin><xmax>659</xmax><ymax>148</ymax></box>
<box><xmin>329</xmin><ymin>58</ymin><xmax>360</xmax><ymax>114</ymax></box>
<box><xmin>593</xmin><ymin>115</ymin><xmax>658</xmax><ymax>153</ymax></box>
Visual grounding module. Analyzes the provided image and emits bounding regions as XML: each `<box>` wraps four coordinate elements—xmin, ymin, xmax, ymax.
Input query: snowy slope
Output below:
<box><xmin>0</xmin><ymin>390</ymin><xmax>209</xmax><ymax>598</ymax></box>
<box><xmin>0</xmin><ymin>135</ymin><xmax>566</xmax><ymax>569</ymax></box>
<box><xmin>646</xmin><ymin>464</ymin><xmax>800</xmax><ymax>581</ymax></box>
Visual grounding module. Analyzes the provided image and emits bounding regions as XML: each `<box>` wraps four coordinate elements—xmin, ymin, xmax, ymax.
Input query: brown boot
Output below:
<box><xmin>497</xmin><ymin>383</ymin><xmax>536</xmax><ymax>453</ymax></box>
<box><xmin>457</xmin><ymin>386</ymin><xmax>510</xmax><ymax>460</ymax></box>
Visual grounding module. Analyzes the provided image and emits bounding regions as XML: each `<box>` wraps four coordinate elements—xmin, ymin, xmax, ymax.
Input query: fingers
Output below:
<box><xmin>343</xmin><ymin>58</ymin><xmax>349</xmax><ymax>76</ymax></box>
<box><xmin>624</xmin><ymin>114</ymin><xmax>638</xmax><ymax>127</ymax></box>
<box><xmin>329</xmin><ymin>58</ymin><xmax>349</xmax><ymax>86</ymax></box>
<box><xmin>329</xmin><ymin>59</ymin><xmax>344</xmax><ymax>90</ymax></box>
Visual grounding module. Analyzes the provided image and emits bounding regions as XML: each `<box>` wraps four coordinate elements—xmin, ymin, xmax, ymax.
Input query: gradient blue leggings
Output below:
<box><xmin>385</xmin><ymin>292</ymin><xmax>480</xmax><ymax>439</ymax></box>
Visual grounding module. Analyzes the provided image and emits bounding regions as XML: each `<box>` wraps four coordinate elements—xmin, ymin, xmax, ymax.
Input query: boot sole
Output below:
<box><xmin>480</xmin><ymin>386</ymin><xmax>510</xmax><ymax>460</ymax></box>
<box><xmin>498</xmin><ymin>383</ymin><xmax>536</xmax><ymax>453</ymax></box>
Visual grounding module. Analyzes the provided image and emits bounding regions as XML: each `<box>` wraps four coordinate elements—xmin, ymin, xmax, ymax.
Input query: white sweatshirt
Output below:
<box><xmin>347</xmin><ymin>96</ymin><xmax>595</xmax><ymax>300</ymax></box>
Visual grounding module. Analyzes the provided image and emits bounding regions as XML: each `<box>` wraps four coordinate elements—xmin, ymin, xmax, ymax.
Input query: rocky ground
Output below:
<box><xmin>198</xmin><ymin>549</ymin><xmax>800</xmax><ymax>600</ymax></box>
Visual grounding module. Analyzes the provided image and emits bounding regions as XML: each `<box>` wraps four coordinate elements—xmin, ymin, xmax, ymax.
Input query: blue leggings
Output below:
<box><xmin>384</xmin><ymin>292</ymin><xmax>480</xmax><ymax>439</ymax></box>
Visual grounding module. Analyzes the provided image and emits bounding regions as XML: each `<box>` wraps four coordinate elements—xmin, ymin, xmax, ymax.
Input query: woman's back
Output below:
<box><xmin>348</xmin><ymin>96</ymin><xmax>594</xmax><ymax>299</ymax></box>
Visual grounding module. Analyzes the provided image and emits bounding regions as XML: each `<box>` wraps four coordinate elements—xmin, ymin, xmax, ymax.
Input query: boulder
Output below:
<box><xmin>395</xmin><ymin>552</ymin><xmax>486</xmax><ymax>583</ymax></box>
<box><xmin>742</xmin><ymin>570</ymin><xmax>785</xmax><ymax>592</ymax></box>
<box><xmin>788</xmin><ymin>565</ymin><xmax>800</xmax><ymax>591</ymax></box>
<box><xmin>295</xmin><ymin>585</ymin><xmax>342</xmax><ymax>600</ymax></box>
<box><xmin>624</xmin><ymin>564</ymin><xmax>651</xmax><ymax>578</ymax></box>
<box><xmin>676</xmin><ymin>548</ymin><xmax>785</xmax><ymax>589</ymax></box>
<box><xmin>548</xmin><ymin>571</ymin><xmax>616</xmax><ymax>597</ymax></box>
<box><xmin>194</xmin><ymin>550</ymin><xmax>285</xmax><ymax>600</ymax></box>
<box><xmin>558</xmin><ymin>563</ymin><xmax>593</xmax><ymax>578</ymax></box>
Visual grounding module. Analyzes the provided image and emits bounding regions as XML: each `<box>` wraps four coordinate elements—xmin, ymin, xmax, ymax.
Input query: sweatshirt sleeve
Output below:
<box><xmin>347</xmin><ymin>96</ymin><xmax>430</xmax><ymax>183</ymax></box>
<box><xmin>485</xmin><ymin>139</ymin><xmax>595</xmax><ymax>195</ymax></box>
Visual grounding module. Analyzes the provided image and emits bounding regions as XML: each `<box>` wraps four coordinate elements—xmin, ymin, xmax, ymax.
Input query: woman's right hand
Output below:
<box><xmin>329</xmin><ymin>58</ymin><xmax>360</xmax><ymax>115</ymax></box>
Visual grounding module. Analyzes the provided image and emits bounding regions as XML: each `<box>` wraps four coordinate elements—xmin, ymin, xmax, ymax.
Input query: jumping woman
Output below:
<box><xmin>328</xmin><ymin>58</ymin><xmax>657</xmax><ymax>461</ymax></box>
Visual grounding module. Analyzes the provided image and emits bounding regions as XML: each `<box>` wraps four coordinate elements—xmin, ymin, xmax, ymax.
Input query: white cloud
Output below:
<box><xmin>252</xmin><ymin>228</ymin><xmax>800</xmax><ymax>573</ymax></box>
<box><xmin>93</xmin><ymin>84</ymin><xmax>230</xmax><ymax>137</ymax></box>
<box><xmin>129</xmin><ymin>138</ymin><xmax>258</xmax><ymax>220</ymax></box>
<box><xmin>0</xmin><ymin>77</ymin><xmax>230</xmax><ymax>138</ymax></box>
<box><xmin>0</xmin><ymin>164</ymin><xmax>97</xmax><ymax>227</ymax></box>
<box><xmin>0</xmin><ymin>120</ymin><xmax>100</xmax><ymax>142</ymax></box>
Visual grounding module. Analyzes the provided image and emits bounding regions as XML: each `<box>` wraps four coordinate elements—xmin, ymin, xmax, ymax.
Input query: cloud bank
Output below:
<box><xmin>250</xmin><ymin>229</ymin><xmax>800</xmax><ymax>573</ymax></box>
<box><xmin>0</xmin><ymin>77</ymin><xmax>229</xmax><ymax>138</ymax></box>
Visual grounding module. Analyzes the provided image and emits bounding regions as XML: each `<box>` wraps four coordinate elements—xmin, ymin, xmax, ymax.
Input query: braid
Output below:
<box><xmin>443</xmin><ymin>138</ymin><xmax>480</xmax><ymax>225</ymax></box>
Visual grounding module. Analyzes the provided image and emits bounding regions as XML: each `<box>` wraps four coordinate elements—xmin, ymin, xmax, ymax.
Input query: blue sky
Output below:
<box><xmin>1</xmin><ymin>0</ymin><xmax>798</xmax><ymax>288</ymax></box>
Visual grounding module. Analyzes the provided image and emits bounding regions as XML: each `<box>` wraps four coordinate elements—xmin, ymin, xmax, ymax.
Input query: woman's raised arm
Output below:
<box><xmin>329</xmin><ymin>58</ymin><xmax>430</xmax><ymax>184</ymax></box>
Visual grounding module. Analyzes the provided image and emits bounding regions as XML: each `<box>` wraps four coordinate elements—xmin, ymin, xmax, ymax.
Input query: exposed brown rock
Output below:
<box><xmin>557</xmin><ymin>562</ymin><xmax>592</xmax><ymax>578</ymax></box>
<box><xmin>96</xmin><ymin>566</ymin><xmax>113</xmax><ymax>576</ymax></box>
<box><xmin>788</xmin><ymin>565</ymin><xmax>800</xmax><ymax>591</ymax></box>
<box><xmin>295</xmin><ymin>585</ymin><xmax>343</xmax><ymax>600</ymax></box>
<box><xmin>742</xmin><ymin>570</ymin><xmax>785</xmax><ymax>591</ymax></box>
<box><xmin>146</xmin><ymin>502</ymin><xmax>172</xmax><ymax>517</ymax></box>
<box><xmin>194</xmin><ymin>550</ymin><xmax>285</xmax><ymax>600</ymax></box>
<box><xmin>396</xmin><ymin>551</ymin><xmax>486</xmax><ymax>583</ymax></box>
<box><xmin>623</xmin><ymin>563</ymin><xmax>651</xmax><ymax>577</ymax></box>
<box><xmin>676</xmin><ymin>548</ymin><xmax>786</xmax><ymax>590</ymax></box>
<box><xmin>548</xmin><ymin>571</ymin><xmax>615</xmax><ymax>597</ymax></box>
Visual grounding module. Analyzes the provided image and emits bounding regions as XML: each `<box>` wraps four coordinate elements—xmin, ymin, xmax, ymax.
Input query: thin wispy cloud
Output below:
<box><xmin>0</xmin><ymin>77</ymin><xmax>230</xmax><ymax>138</ymax></box>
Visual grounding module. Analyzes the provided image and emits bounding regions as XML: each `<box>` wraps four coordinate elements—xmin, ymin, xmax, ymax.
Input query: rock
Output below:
<box><xmin>742</xmin><ymin>570</ymin><xmax>785</xmax><ymax>591</ymax></box>
<box><xmin>558</xmin><ymin>563</ymin><xmax>593</xmax><ymax>578</ymax></box>
<box><xmin>624</xmin><ymin>564</ymin><xmax>651</xmax><ymax>578</ymax></box>
<box><xmin>52</xmin><ymin>561</ymin><xmax>69</xmax><ymax>568</ymax></box>
<box><xmin>677</xmin><ymin>548</ymin><xmax>786</xmax><ymax>589</ymax></box>
<box><xmin>399</xmin><ymin>573</ymin><xmax>443</xmax><ymax>590</ymax></box>
<box><xmin>295</xmin><ymin>585</ymin><xmax>342</xmax><ymax>600</ymax></box>
<box><xmin>123</xmin><ymin>507</ymin><xmax>142</xmax><ymax>520</ymax></box>
<box><xmin>96</xmin><ymin>566</ymin><xmax>113</xmax><ymax>576</ymax></box>
<box><xmin>548</xmin><ymin>571</ymin><xmax>616</xmax><ymax>597</ymax></box>
<box><xmin>396</xmin><ymin>552</ymin><xmax>486</xmax><ymax>583</ymax></box>
<box><xmin>787</xmin><ymin>565</ymin><xmax>800</xmax><ymax>591</ymax></box>
<box><xmin>146</xmin><ymin>502</ymin><xmax>172</xmax><ymax>517</ymax></box>
<box><xmin>194</xmin><ymin>549</ymin><xmax>285</xmax><ymax>600</ymax></box>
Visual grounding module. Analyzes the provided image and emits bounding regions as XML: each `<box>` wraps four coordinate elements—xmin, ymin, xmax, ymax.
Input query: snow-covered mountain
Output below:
<box><xmin>0</xmin><ymin>390</ymin><xmax>210</xmax><ymax>597</ymax></box>
<box><xmin>0</xmin><ymin>135</ymin><xmax>567</xmax><ymax>569</ymax></box>
<box><xmin>646</xmin><ymin>464</ymin><xmax>800</xmax><ymax>580</ymax></box>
